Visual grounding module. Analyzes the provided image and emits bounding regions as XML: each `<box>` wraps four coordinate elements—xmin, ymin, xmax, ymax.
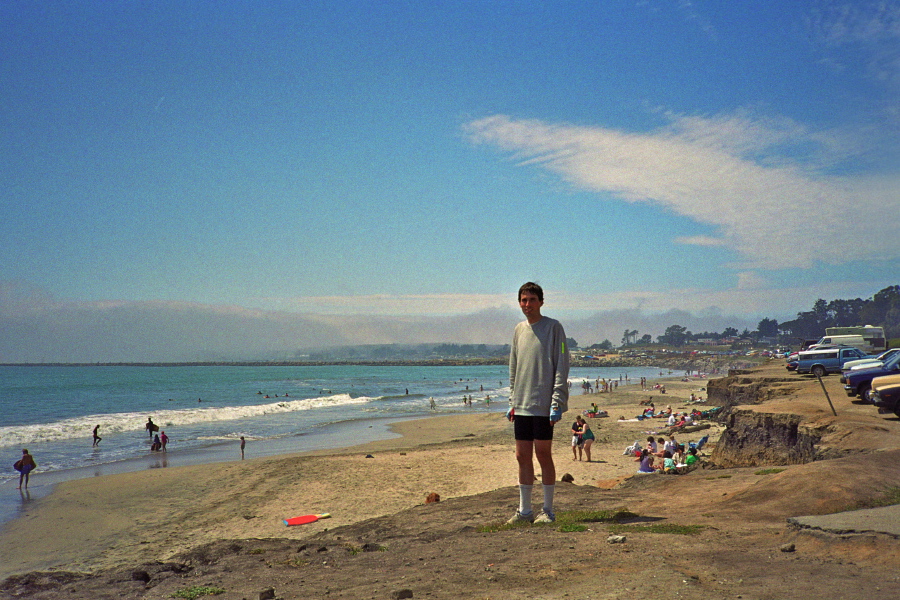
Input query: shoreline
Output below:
<box><xmin>0</xmin><ymin>365</ymin><xmax>694</xmax><ymax>522</ymax></box>
<box><xmin>0</xmin><ymin>413</ymin><xmax>431</xmax><ymax>528</ymax></box>
<box><xmin>0</xmin><ymin>372</ymin><xmax>712</xmax><ymax>579</ymax></box>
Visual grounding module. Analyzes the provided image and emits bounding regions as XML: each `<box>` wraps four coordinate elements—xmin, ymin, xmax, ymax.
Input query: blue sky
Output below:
<box><xmin>1</xmin><ymin>1</ymin><xmax>899</xmax><ymax>361</ymax></box>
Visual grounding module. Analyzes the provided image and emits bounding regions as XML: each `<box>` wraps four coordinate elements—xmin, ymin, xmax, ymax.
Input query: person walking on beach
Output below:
<box><xmin>92</xmin><ymin>424</ymin><xmax>102</xmax><ymax>447</ymax></box>
<box><xmin>240</xmin><ymin>436</ymin><xmax>246</xmax><ymax>460</ymax></box>
<box><xmin>160</xmin><ymin>431</ymin><xmax>169</xmax><ymax>452</ymax></box>
<box><xmin>14</xmin><ymin>449</ymin><xmax>37</xmax><ymax>490</ymax></box>
<box><xmin>506</xmin><ymin>282</ymin><xmax>570</xmax><ymax>524</ymax></box>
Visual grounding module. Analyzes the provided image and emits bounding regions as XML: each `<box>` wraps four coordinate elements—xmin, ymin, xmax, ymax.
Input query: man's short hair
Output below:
<box><xmin>518</xmin><ymin>282</ymin><xmax>543</xmax><ymax>302</ymax></box>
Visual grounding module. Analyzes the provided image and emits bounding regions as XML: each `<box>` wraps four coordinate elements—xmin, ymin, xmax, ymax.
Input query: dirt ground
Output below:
<box><xmin>3</xmin><ymin>362</ymin><xmax>900</xmax><ymax>600</ymax></box>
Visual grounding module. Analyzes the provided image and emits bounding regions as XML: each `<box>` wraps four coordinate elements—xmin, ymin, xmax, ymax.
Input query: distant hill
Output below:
<box><xmin>301</xmin><ymin>343</ymin><xmax>510</xmax><ymax>362</ymax></box>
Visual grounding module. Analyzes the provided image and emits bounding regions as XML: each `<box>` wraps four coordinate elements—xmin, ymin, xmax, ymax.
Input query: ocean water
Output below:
<box><xmin>0</xmin><ymin>363</ymin><xmax>664</xmax><ymax>524</ymax></box>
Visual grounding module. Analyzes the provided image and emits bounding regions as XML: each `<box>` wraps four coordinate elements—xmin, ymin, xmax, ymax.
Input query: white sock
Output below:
<box><xmin>542</xmin><ymin>484</ymin><xmax>555</xmax><ymax>514</ymax></box>
<box><xmin>518</xmin><ymin>484</ymin><xmax>533</xmax><ymax>515</ymax></box>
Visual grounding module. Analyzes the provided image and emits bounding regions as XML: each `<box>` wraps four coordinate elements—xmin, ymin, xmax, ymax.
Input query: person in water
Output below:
<box><xmin>15</xmin><ymin>449</ymin><xmax>37</xmax><ymax>490</ymax></box>
<box><xmin>92</xmin><ymin>424</ymin><xmax>102</xmax><ymax>447</ymax></box>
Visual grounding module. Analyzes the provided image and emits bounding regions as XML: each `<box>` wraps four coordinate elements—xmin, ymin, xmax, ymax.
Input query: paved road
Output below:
<box><xmin>789</xmin><ymin>504</ymin><xmax>900</xmax><ymax>538</ymax></box>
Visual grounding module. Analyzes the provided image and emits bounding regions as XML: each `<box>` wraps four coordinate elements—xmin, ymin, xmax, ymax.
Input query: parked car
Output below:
<box><xmin>843</xmin><ymin>354</ymin><xmax>900</xmax><ymax>400</ymax></box>
<box><xmin>871</xmin><ymin>374</ymin><xmax>900</xmax><ymax>418</ymax></box>
<box><xmin>795</xmin><ymin>346</ymin><xmax>874</xmax><ymax>377</ymax></box>
<box><xmin>809</xmin><ymin>334</ymin><xmax>876</xmax><ymax>352</ymax></box>
<box><xmin>841</xmin><ymin>348</ymin><xmax>900</xmax><ymax>373</ymax></box>
<box><xmin>801</xmin><ymin>339</ymin><xmax>821</xmax><ymax>351</ymax></box>
<box><xmin>871</xmin><ymin>374</ymin><xmax>900</xmax><ymax>396</ymax></box>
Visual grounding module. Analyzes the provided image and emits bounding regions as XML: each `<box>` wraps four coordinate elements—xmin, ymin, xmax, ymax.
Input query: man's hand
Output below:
<box><xmin>506</xmin><ymin>407</ymin><xmax>515</xmax><ymax>422</ymax></box>
<box><xmin>549</xmin><ymin>407</ymin><xmax>562</xmax><ymax>423</ymax></box>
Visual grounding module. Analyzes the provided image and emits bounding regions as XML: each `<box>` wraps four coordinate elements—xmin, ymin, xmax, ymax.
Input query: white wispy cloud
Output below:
<box><xmin>810</xmin><ymin>1</ymin><xmax>900</xmax><ymax>117</ymax></box>
<box><xmin>812</xmin><ymin>1</ymin><xmax>900</xmax><ymax>47</ymax></box>
<box><xmin>464</xmin><ymin>112</ymin><xmax>899</xmax><ymax>270</ymax></box>
<box><xmin>675</xmin><ymin>0</ymin><xmax>719</xmax><ymax>42</ymax></box>
<box><xmin>675</xmin><ymin>235</ymin><xmax>727</xmax><ymax>247</ymax></box>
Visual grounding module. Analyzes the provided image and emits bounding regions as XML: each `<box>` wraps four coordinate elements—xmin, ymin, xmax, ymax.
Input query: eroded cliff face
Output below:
<box><xmin>706</xmin><ymin>372</ymin><xmax>803</xmax><ymax>409</ymax></box>
<box><xmin>711</xmin><ymin>409</ymin><xmax>822</xmax><ymax>467</ymax></box>
<box><xmin>706</xmin><ymin>369</ymin><xmax>823</xmax><ymax>467</ymax></box>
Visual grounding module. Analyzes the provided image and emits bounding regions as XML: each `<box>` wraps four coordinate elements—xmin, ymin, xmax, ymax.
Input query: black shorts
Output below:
<box><xmin>513</xmin><ymin>415</ymin><xmax>555</xmax><ymax>441</ymax></box>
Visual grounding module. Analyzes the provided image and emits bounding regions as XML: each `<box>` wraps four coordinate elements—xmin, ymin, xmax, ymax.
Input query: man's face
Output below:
<box><xmin>519</xmin><ymin>291</ymin><xmax>544</xmax><ymax>323</ymax></box>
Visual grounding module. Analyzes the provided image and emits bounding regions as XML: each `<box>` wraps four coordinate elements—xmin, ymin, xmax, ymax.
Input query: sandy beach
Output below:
<box><xmin>3</xmin><ymin>364</ymin><xmax>900</xmax><ymax>599</ymax></box>
<box><xmin>0</xmin><ymin>374</ymin><xmax>714</xmax><ymax>576</ymax></box>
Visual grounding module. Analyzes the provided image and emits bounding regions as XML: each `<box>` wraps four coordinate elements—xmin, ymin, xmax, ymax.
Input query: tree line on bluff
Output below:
<box><xmin>582</xmin><ymin>285</ymin><xmax>900</xmax><ymax>350</ymax></box>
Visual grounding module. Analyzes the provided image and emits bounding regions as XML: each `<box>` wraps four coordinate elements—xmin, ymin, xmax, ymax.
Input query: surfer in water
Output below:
<box><xmin>146</xmin><ymin>417</ymin><xmax>156</xmax><ymax>437</ymax></box>
<box><xmin>15</xmin><ymin>449</ymin><xmax>37</xmax><ymax>490</ymax></box>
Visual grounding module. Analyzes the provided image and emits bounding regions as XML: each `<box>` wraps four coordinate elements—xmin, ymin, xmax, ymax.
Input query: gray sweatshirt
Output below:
<box><xmin>508</xmin><ymin>316</ymin><xmax>570</xmax><ymax>416</ymax></box>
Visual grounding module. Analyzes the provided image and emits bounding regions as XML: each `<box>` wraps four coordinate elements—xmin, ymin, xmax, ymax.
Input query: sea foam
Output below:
<box><xmin>0</xmin><ymin>393</ymin><xmax>370</xmax><ymax>448</ymax></box>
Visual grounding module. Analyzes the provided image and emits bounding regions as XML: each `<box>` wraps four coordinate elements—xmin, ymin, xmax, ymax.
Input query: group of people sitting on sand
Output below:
<box><xmin>685</xmin><ymin>392</ymin><xmax>707</xmax><ymax>404</ymax></box>
<box><xmin>633</xmin><ymin>403</ymin><xmax>708</xmax><ymax>430</ymax></box>
<box><xmin>630</xmin><ymin>434</ymin><xmax>701</xmax><ymax>474</ymax></box>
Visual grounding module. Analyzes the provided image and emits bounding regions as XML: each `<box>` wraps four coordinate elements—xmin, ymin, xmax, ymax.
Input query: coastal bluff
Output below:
<box><xmin>707</xmin><ymin>362</ymin><xmax>900</xmax><ymax>467</ymax></box>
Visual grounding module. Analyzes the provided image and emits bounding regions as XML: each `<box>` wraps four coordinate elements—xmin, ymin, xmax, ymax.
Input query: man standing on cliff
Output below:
<box><xmin>506</xmin><ymin>282</ymin><xmax>570</xmax><ymax>524</ymax></box>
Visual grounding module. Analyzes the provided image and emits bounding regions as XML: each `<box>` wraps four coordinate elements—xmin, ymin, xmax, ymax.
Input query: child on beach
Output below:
<box><xmin>673</xmin><ymin>444</ymin><xmax>686</xmax><ymax>465</ymax></box>
<box><xmin>636</xmin><ymin>449</ymin><xmax>655</xmax><ymax>473</ymax></box>
<box><xmin>571</xmin><ymin>416</ymin><xmax>585</xmax><ymax>460</ymax></box>
<box><xmin>655</xmin><ymin>437</ymin><xmax>666</xmax><ymax>457</ymax></box>
<box><xmin>662</xmin><ymin>451</ymin><xmax>677</xmax><ymax>474</ymax></box>
<box><xmin>685</xmin><ymin>448</ymin><xmax>699</xmax><ymax>467</ymax></box>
